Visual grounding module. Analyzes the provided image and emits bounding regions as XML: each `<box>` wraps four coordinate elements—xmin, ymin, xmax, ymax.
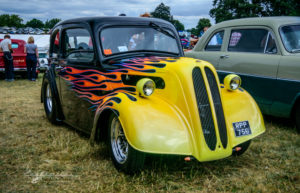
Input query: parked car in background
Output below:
<box><xmin>185</xmin><ymin>17</ymin><xmax>300</xmax><ymax>133</ymax></box>
<box><xmin>16</xmin><ymin>28</ymin><xmax>24</xmax><ymax>34</ymax></box>
<box><xmin>38</xmin><ymin>49</ymin><xmax>48</xmax><ymax>71</ymax></box>
<box><xmin>8</xmin><ymin>27</ymin><xmax>17</xmax><ymax>34</ymax></box>
<box><xmin>0</xmin><ymin>26</ymin><xmax>9</xmax><ymax>34</ymax></box>
<box><xmin>0</xmin><ymin>38</ymin><xmax>39</xmax><ymax>78</ymax></box>
<box><xmin>180</xmin><ymin>38</ymin><xmax>189</xmax><ymax>49</ymax></box>
<box><xmin>42</xmin><ymin>16</ymin><xmax>265</xmax><ymax>173</ymax></box>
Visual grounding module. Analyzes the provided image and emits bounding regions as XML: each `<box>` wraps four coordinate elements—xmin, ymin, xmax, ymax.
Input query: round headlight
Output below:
<box><xmin>224</xmin><ymin>74</ymin><xmax>241</xmax><ymax>91</ymax></box>
<box><xmin>136</xmin><ymin>78</ymin><xmax>155</xmax><ymax>97</ymax></box>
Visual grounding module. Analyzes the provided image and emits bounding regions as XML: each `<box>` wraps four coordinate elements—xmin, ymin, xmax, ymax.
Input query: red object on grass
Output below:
<box><xmin>0</xmin><ymin>39</ymin><xmax>39</xmax><ymax>74</ymax></box>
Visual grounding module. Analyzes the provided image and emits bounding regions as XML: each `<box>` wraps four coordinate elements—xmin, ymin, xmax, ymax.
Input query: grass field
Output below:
<box><xmin>0</xmin><ymin>76</ymin><xmax>299</xmax><ymax>193</ymax></box>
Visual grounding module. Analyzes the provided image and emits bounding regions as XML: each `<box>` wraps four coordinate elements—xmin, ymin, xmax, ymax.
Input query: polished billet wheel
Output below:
<box><xmin>43</xmin><ymin>79</ymin><xmax>60</xmax><ymax>124</ymax></box>
<box><xmin>46</xmin><ymin>84</ymin><xmax>53</xmax><ymax>113</ymax></box>
<box><xmin>108</xmin><ymin>114</ymin><xmax>145</xmax><ymax>173</ymax></box>
<box><xmin>110</xmin><ymin>116</ymin><xmax>129</xmax><ymax>164</ymax></box>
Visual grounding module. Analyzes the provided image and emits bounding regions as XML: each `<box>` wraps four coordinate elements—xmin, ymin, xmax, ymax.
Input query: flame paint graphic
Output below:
<box><xmin>59</xmin><ymin>56</ymin><xmax>175</xmax><ymax>115</ymax></box>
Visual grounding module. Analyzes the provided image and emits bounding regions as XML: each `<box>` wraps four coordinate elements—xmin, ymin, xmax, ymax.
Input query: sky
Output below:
<box><xmin>0</xmin><ymin>0</ymin><xmax>214</xmax><ymax>29</ymax></box>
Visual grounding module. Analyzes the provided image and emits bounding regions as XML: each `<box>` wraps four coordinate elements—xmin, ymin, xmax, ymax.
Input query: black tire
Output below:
<box><xmin>108</xmin><ymin>113</ymin><xmax>145</xmax><ymax>174</ymax></box>
<box><xmin>295</xmin><ymin>103</ymin><xmax>300</xmax><ymax>134</ymax></box>
<box><xmin>232</xmin><ymin>140</ymin><xmax>251</xmax><ymax>156</ymax></box>
<box><xmin>42</xmin><ymin>79</ymin><xmax>60</xmax><ymax>124</ymax></box>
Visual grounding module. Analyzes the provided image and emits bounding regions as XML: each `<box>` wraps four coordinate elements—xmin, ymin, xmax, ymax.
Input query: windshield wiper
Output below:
<box><xmin>291</xmin><ymin>49</ymin><xmax>300</xmax><ymax>53</ymax></box>
<box><xmin>149</xmin><ymin>22</ymin><xmax>175</xmax><ymax>39</ymax></box>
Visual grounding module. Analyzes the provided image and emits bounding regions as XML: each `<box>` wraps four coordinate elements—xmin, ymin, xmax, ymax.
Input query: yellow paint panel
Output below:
<box><xmin>92</xmin><ymin>57</ymin><xmax>266</xmax><ymax>162</ymax></box>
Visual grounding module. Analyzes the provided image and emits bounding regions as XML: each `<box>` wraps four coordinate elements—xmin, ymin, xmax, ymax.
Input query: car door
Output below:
<box><xmin>57</xmin><ymin>24</ymin><xmax>97</xmax><ymax>133</ymax></box>
<box><xmin>217</xmin><ymin>27</ymin><xmax>281</xmax><ymax>113</ymax></box>
<box><xmin>273</xmin><ymin>24</ymin><xmax>300</xmax><ymax>117</ymax></box>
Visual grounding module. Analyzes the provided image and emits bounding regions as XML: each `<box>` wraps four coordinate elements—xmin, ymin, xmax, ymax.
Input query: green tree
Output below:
<box><xmin>44</xmin><ymin>18</ymin><xmax>61</xmax><ymax>29</ymax></box>
<box><xmin>263</xmin><ymin>0</ymin><xmax>300</xmax><ymax>16</ymax></box>
<box><xmin>210</xmin><ymin>0</ymin><xmax>300</xmax><ymax>23</ymax></box>
<box><xmin>0</xmin><ymin>14</ymin><xmax>23</xmax><ymax>27</ymax></box>
<box><xmin>187</xmin><ymin>28</ymin><xmax>198</xmax><ymax>36</ymax></box>
<box><xmin>151</xmin><ymin>3</ymin><xmax>172</xmax><ymax>22</ymax></box>
<box><xmin>151</xmin><ymin>3</ymin><xmax>185</xmax><ymax>31</ymax></box>
<box><xmin>0</xmin><ymin>14</ymin><xmax>10</xmax><ymax>26</ymax></box>
<box><xmin>26</xmin><ymin>18</ymin><xmax>44</xmax><ymax>28</ymax></box>
<box><xmin>196</xmin><ymin>18</ymin><xmax>211</xmax><ymax>36</ymax></box>
<box><xmin>172</xmin><ymin>19</ymin><xmax>185</xmax><ymax>31</ymax></box>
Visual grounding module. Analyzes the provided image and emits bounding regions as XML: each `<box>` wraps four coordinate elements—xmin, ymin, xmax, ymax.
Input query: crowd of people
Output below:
<box><xmin>0</xmin><ymin>34</ymin><xmax>39</xmax><ymax>82</ymax></box>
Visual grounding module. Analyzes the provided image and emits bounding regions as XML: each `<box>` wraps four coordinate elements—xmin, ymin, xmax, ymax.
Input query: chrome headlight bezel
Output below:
<box><xmin>136</xmin><ymin>78</ymin><xmax>156</xmax><ymax>97</ymax></box>
<box><xmin>224</xmin><ymin>74</ymin><xmax>241</xmax><ymax>91</ymax></box>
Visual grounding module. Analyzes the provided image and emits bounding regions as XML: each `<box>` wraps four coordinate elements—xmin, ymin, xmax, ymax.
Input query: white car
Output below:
<box><xmin>38</xmin><ymin>51</ymin><xmax>49</xmax><ymax>71</ymax></box>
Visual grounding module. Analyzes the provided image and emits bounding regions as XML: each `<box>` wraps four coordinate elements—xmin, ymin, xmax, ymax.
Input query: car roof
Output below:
<box><xmin>55</xmin><ymin>16</ymin><xmax>172</xmax><ymax>28</ymax></box>
<box><xmin>212</xmin><ymin>16</ymin><xmax>300</xmax><ymax>29</ymax></box>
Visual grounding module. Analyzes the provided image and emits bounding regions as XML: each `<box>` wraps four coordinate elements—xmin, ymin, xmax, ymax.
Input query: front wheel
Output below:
<box><xmin>108</xmin><ymin>114</ymin><xmax>145</xmax><ymax>174</ymax></box>
<box><xmin>232</xmin><ymin>140</ymin><xmax>251</xmax><ymax>156</ymax></box>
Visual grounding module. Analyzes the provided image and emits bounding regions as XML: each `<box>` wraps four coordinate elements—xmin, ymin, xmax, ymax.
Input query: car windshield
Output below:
<box><xmin>100</xmin><ymin>26</ymin><xmax>179</xmax><ymax>56</ymax></box>
<box><xmin>280</xmin><ymin>24</ymin><xmax>300</xmax><ymax>53</ymax></box>
<box><xmin>39</xmin><ymin>53</ymin><xmax>47</xmax><ymax>58</ymax></box>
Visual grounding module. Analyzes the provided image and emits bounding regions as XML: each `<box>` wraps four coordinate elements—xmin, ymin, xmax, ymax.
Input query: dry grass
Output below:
<box><xmin>0</xmin><ymin>75</ymin><xmax>299</xmax><ymax>193</ymax></box>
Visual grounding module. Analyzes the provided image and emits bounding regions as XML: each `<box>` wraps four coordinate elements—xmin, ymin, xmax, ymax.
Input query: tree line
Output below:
<box><xmin>1</xmin><ymin>0</ymin><xmax>299</xmax><ymax>35</ymax></box>
<box><xmin>0</xmin><ymin>14</ymin><xmax>61</xmax><ymax>29</ymax></box>
<box><xmin>210</xmin><ymin>0</ymin><xmax>300</xmax><ymax>23</ymax></box>
<box><xmin>150</xmin><ymin>1</ymin><xmax>299</xmax><ymax>36</ymax></box>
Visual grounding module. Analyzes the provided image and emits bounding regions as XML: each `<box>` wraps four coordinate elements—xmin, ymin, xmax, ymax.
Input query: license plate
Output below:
<box><xmin>233</xmin><ymin>121</ymin><xmax>252</xmax><ymax>137</ymax></box>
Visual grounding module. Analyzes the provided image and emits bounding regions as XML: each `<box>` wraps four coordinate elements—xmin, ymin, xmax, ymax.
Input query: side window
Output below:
<box><xmin>11</xmin><ymin>43</ymin><xmax>19</xmax><ymax>49</ymax></box>
<box><xmin>50</xmin><ymin>29</ymin><xmax>60</xmax><ymax>57</ymax></box>
<box><xmin>205</xmin><ymin>31</ymin><xmax>224</xmax><ymax>51</ymax></box>
<box><xmin>265</xmin><ymin>33</ymin><xmax>277</xmax><ymax>54</ymax></box>
<box><xmin>228</xmin><ymin>29</ymin><xmax>269</xmax><ymax>53</ymax></box>
<box><xmin>63</xmin><ymin>28</ymin><xmax>94</xmax><ymax>63</ymax></box>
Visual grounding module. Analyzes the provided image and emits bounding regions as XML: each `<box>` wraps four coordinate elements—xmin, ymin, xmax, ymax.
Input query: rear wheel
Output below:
<box><xmin>42</xmin><ymin>80</ymin><xmax>60</xmax><ymax>124</ymax></box>
<box><xmin>108</xmin><ymin>113</ymin><xmax>145</xmax><ymax>174</ymax></box>
<box><xmin>232</xmin><ymin>140</ymin><xmax>251</xmax><ymax>156</ymax></box>
<box><xmin>295</xmin><ymin>103</ymin><xmax>300</xmax><ymax>134</ymax></box>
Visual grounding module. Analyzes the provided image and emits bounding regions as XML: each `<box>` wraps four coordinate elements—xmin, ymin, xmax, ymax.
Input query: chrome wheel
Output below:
<box><xmin>110</xmin><ymin>116</ymin><xmax>128</xmax><ymax>164</ymax></box>
<box><xmin>46</xmin><ymin>84</ymin><xmax>53</xmax><ymax>113</ymax></box>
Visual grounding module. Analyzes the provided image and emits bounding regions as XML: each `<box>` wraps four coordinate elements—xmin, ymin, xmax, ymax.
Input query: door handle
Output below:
<box><xmin>220</xmin><ymin>55</ymin><xmax>229</xmax><ymax>59</ymax></box>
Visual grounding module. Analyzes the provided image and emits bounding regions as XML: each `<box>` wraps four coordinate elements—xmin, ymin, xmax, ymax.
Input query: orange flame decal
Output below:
<box><xmin>58</xmin><ymin>56</ymin><xmax>175</xmax><ymax>114</ymax></box>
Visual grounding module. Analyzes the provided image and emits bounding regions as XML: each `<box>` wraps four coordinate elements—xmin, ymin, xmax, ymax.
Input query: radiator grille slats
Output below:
<box><xmin>204</xmin><ymin>67</ymin><xmax>228</xmax><ymax>148</ymax></box>
<box><xmin>192</xmin><ymin>67</ymin><xmax>217</xmax><ymax>150</ymax></box>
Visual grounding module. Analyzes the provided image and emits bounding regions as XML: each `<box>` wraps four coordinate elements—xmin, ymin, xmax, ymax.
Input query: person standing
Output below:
<box><xmin>24</xmin><ymin>36</ymin><xmax>38</xmax><ymax>81</ymax></box>
<box><xmin>0</xmin><ymin>34</ymin><xmax>14</xmax><ymax>81</ymax></box>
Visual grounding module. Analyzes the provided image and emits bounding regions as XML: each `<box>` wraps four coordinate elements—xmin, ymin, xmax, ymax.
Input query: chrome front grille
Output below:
<box><xmin>192</xmin><ymin>67</ymin><xmax>217</xmax><ymax>150</ymax></box>
<box><xmin>205</xmin><ymin>67</ymin><xmax>228</xmax><ymax>148</ymax></box>
<box><xmin>192</xmin><ymin>67</ymin><xmax>228</xmax><ymax>150</ymax></box>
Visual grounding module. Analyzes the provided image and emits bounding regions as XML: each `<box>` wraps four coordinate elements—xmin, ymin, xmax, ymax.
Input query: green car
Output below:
<box><xmin>185</xmin><ymin>17</ymin><xmax>300</xmax><ymax>132</ymax></box>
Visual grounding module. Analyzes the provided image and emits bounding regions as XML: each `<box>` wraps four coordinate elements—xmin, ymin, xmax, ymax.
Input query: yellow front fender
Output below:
<box><xmin>221</xmin><ymin>86</ymin><xmax>265</xmax><ymax>147</ymax></box>
<box><xmin>93</xmin><ymin>92</ymin><xmax>192</xmax><ymax>155</ymax></box>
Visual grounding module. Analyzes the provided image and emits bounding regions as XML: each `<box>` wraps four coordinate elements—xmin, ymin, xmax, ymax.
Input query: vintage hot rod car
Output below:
<box><xmin>41</xmin><ymin>17</ymin><xmax>265</xmax><ymax>173</ymax></box>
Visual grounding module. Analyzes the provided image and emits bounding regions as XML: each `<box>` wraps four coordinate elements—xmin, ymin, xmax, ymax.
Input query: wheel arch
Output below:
<box><xmin>291</xmin><ymin>94</ymin><xmax>300</xmax><ymax>120</ymax></box>
<box><xmin>41</xmin><ymin>69</ymin><xmax>64</xmax><ymax>121</ymax></box>
<box><xmin>90</xmin><ymin>108</ymin><xmax>119</xmax><ymax>144</ymax></box>
<box><xmin>89</xmin><ymin>94</ymin><xmax>192</xmax><ymax>155</ymax></box>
